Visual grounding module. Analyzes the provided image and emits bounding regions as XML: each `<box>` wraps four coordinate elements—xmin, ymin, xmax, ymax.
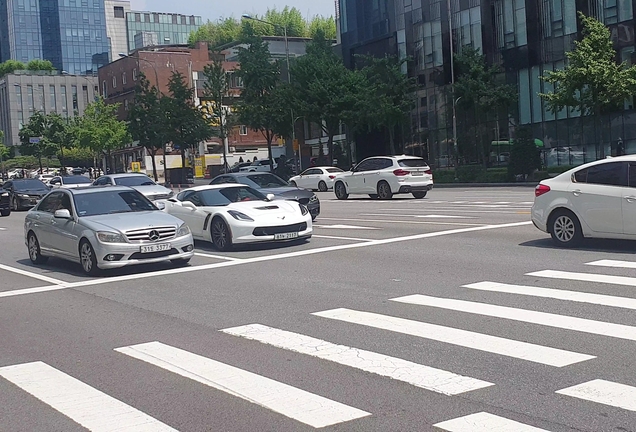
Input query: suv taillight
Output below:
<box><xmin>535</xmin><ymin>184</ymin><xmax>551</xmax><ymax>197</ymax></box>
<box><xmin>424</xmin><ymin>169</ymin><xmax>432</xmax><ymax>175</ymax></box>
<box><xmin>393</xmin><ymin>169</ymin><xmax>410</xmax><ymax>176</ymax></box>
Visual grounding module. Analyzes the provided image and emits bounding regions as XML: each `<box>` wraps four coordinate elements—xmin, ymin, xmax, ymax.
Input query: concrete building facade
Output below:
<box><xmin>0</xmin><ymin>71</ymin><xmax>98</xmax><ymax>148</ymax></box>
<box><xmin>105</xmin><ymin>0</ymin><xmax>131</xmax><ymax>62</ymax></box>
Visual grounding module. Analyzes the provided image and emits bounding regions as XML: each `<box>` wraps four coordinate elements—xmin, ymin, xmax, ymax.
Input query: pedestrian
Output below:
<box><xmin>239</xmin><ymin>156</ymin><xmax>244</xmax><ymax>163</ymax></box>
<box><xmin>88</xmin><ymin>167</ymin><xmax>93</xmax><ymax>179</ymax></box>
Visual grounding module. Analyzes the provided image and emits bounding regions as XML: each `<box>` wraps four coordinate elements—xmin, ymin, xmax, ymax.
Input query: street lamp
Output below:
<box><xmin>446</xmin><ymin>0</ymin><xmax>459</xmax><ymax>180</ymax></box>
<box><xmin>119</xmin><ymin>53</ymin><xmax>168</xmax><ymax>185</ymax></box>
<box><xmin>241</xmin><ymin>14</ymin><xmax>300</xmax><ymax>171</ymax></box>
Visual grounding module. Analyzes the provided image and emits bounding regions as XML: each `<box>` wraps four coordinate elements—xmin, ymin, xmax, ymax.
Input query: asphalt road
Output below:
<box><xmin>1</xmin><ymin>187</ymin><xmax>636</xmax><ymax>431</ymax></box>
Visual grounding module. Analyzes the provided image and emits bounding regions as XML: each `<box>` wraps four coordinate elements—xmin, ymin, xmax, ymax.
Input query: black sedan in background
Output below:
<box><xmin>1</xmin><ymin>179</ymin><xmax>50</xmax><ymax>211</ymax></box>
<box><xmin>209</xmin><ymin>172</ymin><xmax>320</xmax><ymax>220</ymax></box>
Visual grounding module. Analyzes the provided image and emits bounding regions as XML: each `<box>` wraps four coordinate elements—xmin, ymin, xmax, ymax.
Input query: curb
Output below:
<box><xmin>433</xmin><ymin>182</ymin><xmax>538</xmax><ymax>188</ymax></box>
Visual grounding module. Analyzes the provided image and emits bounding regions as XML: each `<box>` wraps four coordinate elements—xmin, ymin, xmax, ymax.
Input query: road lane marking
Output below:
<box><xmin>360</xmin><ymin>213</ymin><xmax>475</xmax><ymax>219</ymax></box>
<box><xmin>313</xmin><ymin>235</ymin><xmax>373</xmax><ymax>242</ymax></box>
<box><xmin>528</xmin><ymin>270</ymin><xmax>636</xmax><ymax>287</ymax></box>
<box><xmin>115</xmin><ymin>341</ymin><xmax>370</xmax><ymax>428</ymax></box>
<box><xmin>376</xmin><ymin>208</ymin><xmax>530</xmax><ymax>214</ymax></box>
<box><xmin>392</xmin><ymin>294</ymin><xmax>636</xmax><ymax>341</ymax></box>
<box><xmin>313</xmin><ymin>224</ymin><xmax>380</xmax><ymax>230</ymax></box>
<box><xmin>0</xmin><ymin>263</ymin><xmax>67</xmax><ymax>285</ymax></box>
<box><xmin>319</xmin><ymin>217</ymin><xmax>484</xmax><ymax>226</ymax></box>
<box><xmin>0</xmin><ymin>361</ymin><xmax>176</xmax><ymax>431</ymax></box>
<box><xmin>434</xmin><ymin>412</ymin><xmax>550</xmax><ymax>431</ymax></box>
<box><xmin>312</xmin><ymin>308</ymin><xmax>593</xmax><ymax>367</ymax></box>
<box><xmin>463</xmin><ymin>281</ymin><xmax>636</xmax><ymax>310</ymax></box>
<box><xmin>221</xmin><ymin>324</ymin><xmax>493</xmax><ymax>395</ymax></box>
<box><xmin>556</xmin><ymin>379</ymin><xmax>636</xmax><ymax>412</ymax></box>
<box><xmin>194</xmin><ymin>252</ymin><xmax>241</xmax><ymax>261</ymax></box>
<box><xmin>587</xmin><ymin>259</ymin><xmax>636</xmax><ymax>269</ymax></box>
<box><xmin>0</xmin><ymin>221</ymin><xmax>533</xmax><ymax>297</ymax></box>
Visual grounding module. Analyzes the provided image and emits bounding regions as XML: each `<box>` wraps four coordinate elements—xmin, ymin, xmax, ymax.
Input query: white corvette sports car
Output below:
<box><xmin>156</xmin><ymin>185</ymin><xmax>312</xmax><ymax>251</ymax></box>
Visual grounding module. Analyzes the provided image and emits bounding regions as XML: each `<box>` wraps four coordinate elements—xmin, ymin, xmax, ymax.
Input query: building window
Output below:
<box><xmin>135</xmin><ymin>13</ymin><xmax>141</xmax><ymax>22</ymax></box>
<box><xmin>49</xmin><ymin>85</ymin><xmax>56</xmax><ymax>110</ymax></box>
<box><xmin>416</xmin><ymin>20</ymin><xmax>443</xmax><ymax>68</ymax></box>
<box><xmin>124</xmin><ymin>99</ymin><xmax>129</xmax><ymax>111</ymax></box>
<box><xmin>239</xmin><ymin>125</ymin><xmax>248</xmax><ymax>135</ymax></box>
<box><xmin>112</xmin><ymin>76</ymin><xmax>117</xmax><ymax>88</ymax></box>
<box><xmin>71</xmin><ymin>85</ymin><xmax>78</xmax><ymax>111</ymax></box>
<box><xmin>26</xmin><ymin>85</ymin><xmax>34</xmax><ymax>111</ymax></box>
<box><xmin>189</xmin><ymin>16</ymin><xmax>195</xmax><ymax>25</ymax></box>
<box><xmin>540</xmin><ymin>0</ymin><xmax>576</xmax><ymax>38</ymax></box>
<box><xmin>61</xmin><ymin>85</ymin><xmax>67</xmax><ymax>112</ymax></box>
<box><xmin>82</xmin><ymin>85</ymin><xmax>89</xmax><ymax>106</ymax></box>
<box><xmin>114</xmin><ymin>6</ymin><xmax>124</xmax><ymax>18</ymax></box>
<box><xmin>495</xmin><ymin>0</ymin><xmax>527</xmax><ymax>48</ymax></box>
<box><xmin>132</xmin><ymin>68</ymin><xmax>137</xmax><ymax>81</ymax></box>
<box><xmin>37</xmin><ymin>84</ymin><xmax>44</xmax><ymax>111</ymax></box>
<box><xmin>144</xmin><ymin>13</ymin><xmax>150</xmax><ymax>22</ymax></box>
<box><xmin>181</xmin><ymin>15</ymin><xmax>186</xmax><ymax>24</ymax></box>
<box><xmin>15</xmin><ymin>85</ymin><xmax>23</xmax><ymax>111</ymax></box>
<box><xmin>172</xmin><ymin>14</ymin><xmax>178</xmax><ymax>24</ymax></box>
<box><xmin>122</xmin><ymin>72</ymin><xmax>127</xmax><ymax>85</ymax></box>
<box><xmin>102</xmin><ymin>80</ymin><xmax>107</xmax><ymax>97</ymax></box>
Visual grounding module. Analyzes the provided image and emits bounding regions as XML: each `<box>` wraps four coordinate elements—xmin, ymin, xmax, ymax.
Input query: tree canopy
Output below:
<box><xmin>188</xmin><ymin>7</ymin><xmax>336</xmax><ymax>48</ymax></box>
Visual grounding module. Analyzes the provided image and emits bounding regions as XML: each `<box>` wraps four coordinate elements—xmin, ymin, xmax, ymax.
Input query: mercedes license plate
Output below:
<box><xmin>140</xmin><ymin>243</ymin><xmax>171</xmax><ymax>253</ymax></box>
<box><xmin>274</xmin><ymin>232</ymin><xmax>299</xmax><ymax>240</ymax></box>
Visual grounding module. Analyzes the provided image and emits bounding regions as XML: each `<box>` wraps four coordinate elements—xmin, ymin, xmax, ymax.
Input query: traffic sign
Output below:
<box><xmin>29</xmin><ymin>137</ymin><xmax>41</xmax><ymax>144</ymax></box>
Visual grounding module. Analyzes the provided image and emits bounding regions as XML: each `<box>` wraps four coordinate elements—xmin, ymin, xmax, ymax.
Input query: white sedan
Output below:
<box><xmin>532</xmin><ymin>155</ymin><xmax>636</xmax><ymax>247</ymax></box>
<box><xmin>289</xmin><ymin>167</ymin><xmax>344</xmax><ymax>191</ymax></box>
<box><xmin>157</xmin><ymin>184</ymin><xmax>312</xmax><ymax>251</ymax></box>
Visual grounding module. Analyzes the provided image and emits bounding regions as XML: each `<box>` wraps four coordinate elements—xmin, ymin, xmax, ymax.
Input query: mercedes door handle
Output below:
<box><xmin>625</xmin><ymin>196</ymin><xmax>636</xmax><ymax>203</ymax></box>
<box><xmin>571</xmin><ymin>189</ymin><xmax>582</xmax><ymax>197</ymax></box>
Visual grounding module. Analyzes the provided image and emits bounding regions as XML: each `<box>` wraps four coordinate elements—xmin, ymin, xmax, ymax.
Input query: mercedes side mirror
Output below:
<box><xmin>266</xmin><ymin>193</ymin><xmax>276</xmax><ymax>201</ymax></box>
<box><xmin>154</xmin><ymin>201</ymin><xmax>166</xmax><ymax>210</ymax></box>
<box><xmin>54</xmin><ymin>209</ymin><xmax>72</xmax><ymax>219</ymax></box>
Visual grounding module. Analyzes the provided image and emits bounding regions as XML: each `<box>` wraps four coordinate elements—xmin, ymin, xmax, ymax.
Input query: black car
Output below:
<box><xmin>0</xmin><ymin>188</ymin><xmax>9</xmax><ymax>216</ymax></box>
<box><xmin>2</xmin><ymin>179</ymin><xmax>50</xmax><ymax>211</ymax></box>
<box><xmin>209</xmin><ymin>172</ymin><xmax>320</xmax><ymax>220</ymax></box>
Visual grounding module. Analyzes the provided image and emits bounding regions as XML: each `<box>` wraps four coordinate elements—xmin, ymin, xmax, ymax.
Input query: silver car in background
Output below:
<box><xmin>92</xmin><ymin>173</ymin><xmax>174</xmax><ymax>201</ymax></box>
<box><xmin>24</xmin><ymin>186</ymin><xmax>194</xmax><ymax>275</ymax></box>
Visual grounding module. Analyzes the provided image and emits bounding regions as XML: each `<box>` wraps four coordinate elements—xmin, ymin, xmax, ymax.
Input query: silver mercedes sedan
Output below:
<box><xmin>24</xmin><ymin>186</ymin><xmax>194</xmax><ymax>275</ymax></box>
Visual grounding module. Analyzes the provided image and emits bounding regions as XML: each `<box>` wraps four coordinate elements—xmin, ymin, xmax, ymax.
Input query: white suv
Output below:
<box><xmin>239</xmin><ymin>159</ymin><xmax>277</xmax><ymax>172</ymax></box>
<box><xmin>333</xmin><ymin>155</ymin><xmax>433</xmax><ymax>200</ymax></box>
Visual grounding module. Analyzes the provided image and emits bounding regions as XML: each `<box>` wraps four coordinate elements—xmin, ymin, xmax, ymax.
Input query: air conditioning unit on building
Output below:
<box><xmin>229</xmin><ymin>147</ymin><xmax>236</xmax><ymax>152</ymax></box>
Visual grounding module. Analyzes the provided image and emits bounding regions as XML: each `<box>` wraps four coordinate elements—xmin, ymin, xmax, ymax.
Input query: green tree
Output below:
<box><xmin>540</xmin><ymin>13</ymin><xmax>636</xmax><ymax>158</ymax></box>
<box><xmin>60</xmin><ymin>146</ymin><xmax>94</xmax><ymax>168</ymax></box>
<box><xmin>0</xmin><ymin>60</ymin><xmax>25</xmax><ymax>77</ymax></box>
<box><xmin>454</xmin><ymin>47</ymin><xmax>517</xmax><ymax>165</ymax></box>
<box><xmin>75</xmin><ymin>97</ymin><xmax>131</xmax><ymax>171</ymax></box>
<box><xmin>262</xmin><ymin>7</ymin><xmax>307</xmax><ymax>37</ymax></box>
<box><xmin>26</xmin><ymin>59</ymin><xmax>55</xmax><ymax>71</ymax></box>
<box><xmin>202</xmin><ymin>58</ymin><xmax>237</xmax><ymax>171</ymax></box>
<box><xmin>46</xmin><ymin>113</ymin><xmax>77</xmax><ymax>173</ymax></box>
<box><xmin>188</xmin><ymin>17</ymin><xmax>242</xmax><ymax>48</ymax></box>
<box><xmin>507</xmin><ymin>126</ymin><xmax>541</xmax><ymax>179</ymax></box>
<box><xmin>165</xmin><ymin>71</ymin><xmax>213</xmax><ymax>183</ymax></box>
<box><xmin>237</xmin><ymin>29</ymin><xmax>290</xmax><ymax>171</ymax></box>
<box><xmin>18</xmin><ymin>112</ymin><xmax>58</xmax><ymax>172</ymax></box>
<box><xmin>289</xmin><ymin>30</ymin><xmax>364</xmax><ymax>164</ymax></box>
<box><xmin>128</xmin><ymin>73</ymin><xmax>168</xmax><ymax>181</ymax></box>
<box><xmin>308</xmin><ymin>16</ymin><xmax>336</xmax><ymax>40</ymax></box>
<box><xmin>358</xmin><ymin>55</ymin><xmax>416</xmax><ymax>155</ymax></box>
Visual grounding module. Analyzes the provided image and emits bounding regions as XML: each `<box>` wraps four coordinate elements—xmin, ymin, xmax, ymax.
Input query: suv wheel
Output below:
<box><xmin>377</xmin><ymin>181</ymin><xmax>393</xmax><ymax>200</ymax></box>
<box><xmin>334</xmin><ymin>182</ymin><xmax>348</xmax><ymax>200</ymax></box>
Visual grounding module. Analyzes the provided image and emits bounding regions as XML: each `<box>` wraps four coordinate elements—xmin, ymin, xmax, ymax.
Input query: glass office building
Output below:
<box><xmin>338</xmin><ymin>0</ymin><xmax>636</xmax><ymax>167</ymax></box>
<box><xmin>0</xmin><ymin>0</ymin><xmax>109</xmax><ymax>75</ymax></box>
<box><xmin>126</xmin><ymin>11</ymin><xmax>202</xmax><ymax>52</ymax></box>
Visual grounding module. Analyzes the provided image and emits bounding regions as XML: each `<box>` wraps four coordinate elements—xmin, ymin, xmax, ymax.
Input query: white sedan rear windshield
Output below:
<box><xmin>398</xmin><ymin>159</ymin><xmax>429</xmax><ymax>168</ymax></box>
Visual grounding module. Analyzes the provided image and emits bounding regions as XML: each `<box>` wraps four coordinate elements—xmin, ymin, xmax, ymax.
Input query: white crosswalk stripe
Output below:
<box><xmin>434</xmin><ymin>412</ymin><xmax>551</xmax><ymax>431</ymax></box>
<box><xmin>556</xmin><ymin>379</ymin><xmax>636</xmax><ymax>412</ymax></box>
<box><xmin>527</xmin><ymin>269</ymin><xmax>636</xmax><ymax>287</ymax></box>
<box><xmin>587</xmin><ymin>259</ymin><xmax>636</xmax><ymax>269</ymax></box>
<box><xmin>0</xmin><ymin>361</ymin><xmax>177</xmax><ymax>431</ymax></box>
<box><xmin>312</xmin><ymin>308</ymin><xmax>593</xmax><ymax>367</ymax></box>
<box><xmin>115</xmin><ymin>341</ymin><xmax>371</xmax><ymax>428</ymax></box>
<box><xmin>463</xmin><ymin>281</ymin><xmax>636</xmax><ymax>310</ymax></box>
<box><xmin>221</xmin><ymin>324</ymin><xmax>493</xmax><ymax>395</ymax></box>
<box><xmin>391</xmin><ymin>294</ymin><xmax>636</xmax><ymax>341</ymax></box>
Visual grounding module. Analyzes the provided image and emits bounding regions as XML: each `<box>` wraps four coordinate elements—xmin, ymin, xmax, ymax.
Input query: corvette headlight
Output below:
<box><xmin>97</xmin><ymin>231</ymin><xmax>125</xmax><ymax>243</ymax></box>
<box><xmin>228</xmin><ymin>210</ymin><xmax>254</xmax><ymax>222</ymax></box>
<box><xmin>177</xmin><ymin>223</ymin><xmax>191</xmax><ymax>236</ymax></box>
<box><xmin>299</xmin><ymin>204</ymin><xmax>309</xmax><ymax>216</ymax></box>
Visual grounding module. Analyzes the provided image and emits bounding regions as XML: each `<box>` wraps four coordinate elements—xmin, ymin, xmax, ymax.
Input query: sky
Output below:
<box><xmin>129</xmin><ymin>0</ymin><xmax>336</xmax><ymax>22</ymax></box>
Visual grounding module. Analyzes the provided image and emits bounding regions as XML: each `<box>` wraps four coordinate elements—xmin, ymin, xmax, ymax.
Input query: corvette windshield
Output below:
<box><xmin>199</xmin><ymin>186</ymin><xmax>266</xmax><ymax>206</ymax></box>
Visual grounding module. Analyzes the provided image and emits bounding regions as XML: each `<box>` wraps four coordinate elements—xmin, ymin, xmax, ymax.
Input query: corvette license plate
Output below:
<box><xmin>274</xmin><ymin>232</ymin><xmax>299</xmax><ymax>240</ymax></box>
<box><xmin>140</xmin><ymin>243</ymin><xmax>171</xmax><ymax>253</ymax></box>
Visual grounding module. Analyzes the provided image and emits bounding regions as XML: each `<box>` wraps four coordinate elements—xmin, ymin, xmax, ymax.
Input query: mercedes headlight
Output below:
<box><xmin>96</xmin><ymin>231</ymin><xmax>125</xmax><ymax>243</ymax></box>
<box><xmin>177</xmin><ymin>223</ymin><xmax>191</xmax><ymax>236</ymax></box>
<box><xmin>299</xmin><ymin>204</ymin><xmax>309</xmax><ymax>216</ymax></box>
<box><xmin>19</xmin><ymin>194</ymin><xmax>30</xmax><ymax>198</ymax></box>
<box><xmin>1</xmin><ymin>193</ymin><xmax>7</xmax><ymax>197</ymax></box>
<box><xmin>228</xmin><ymin>210</ymin><xmax>254</xmax><ymax>221</ymax></box>
<box><xmin>309</xmin><ymin>194</ymin><xmax>318</xmax><ymax>203</ymax></box>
